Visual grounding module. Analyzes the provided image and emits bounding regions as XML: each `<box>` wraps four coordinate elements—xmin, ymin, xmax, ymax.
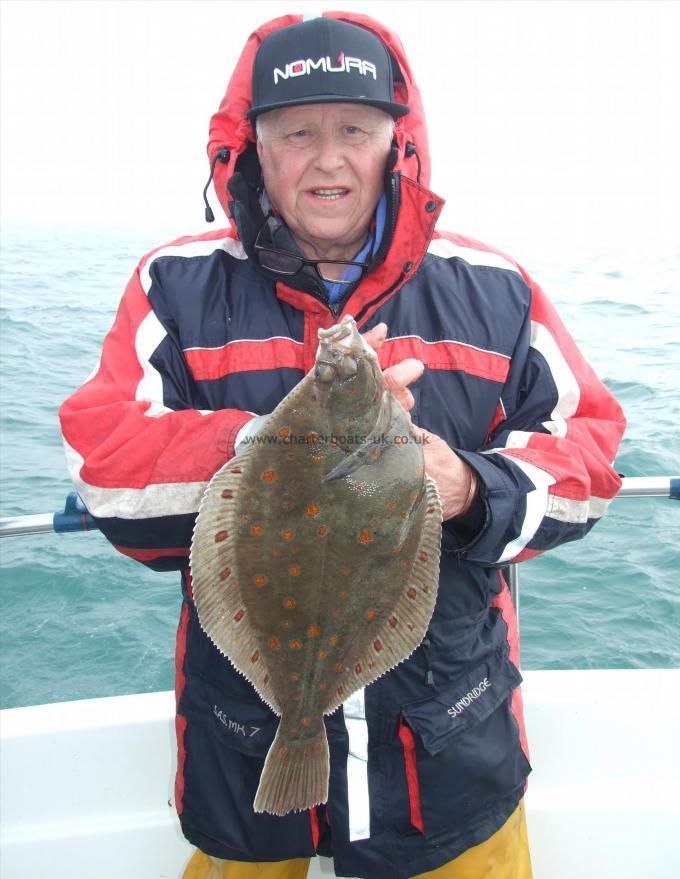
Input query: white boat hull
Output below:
<box><xmin>1</xmin><ymin>669</ymin><xmax>678</xmax><ymax>879</ymax></box>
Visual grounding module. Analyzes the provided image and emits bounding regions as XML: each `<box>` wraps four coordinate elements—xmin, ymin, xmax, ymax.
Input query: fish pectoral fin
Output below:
<box><xmin>323</xmin><ymin>390</ymin><xmax>395</xmax><ymax>482</ymax></box>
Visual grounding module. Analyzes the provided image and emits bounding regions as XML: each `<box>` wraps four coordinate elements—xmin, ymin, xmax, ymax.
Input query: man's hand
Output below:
<box><xmin>361</xmin><ymin>323</ymin><xmax>479</xmax><ymax>521</ymax></box>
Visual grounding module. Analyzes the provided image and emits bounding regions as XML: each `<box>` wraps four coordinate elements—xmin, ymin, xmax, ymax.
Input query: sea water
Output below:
<box><xmin>0</xmin><ymin>222</ymin><xmax>678</xmax><ymax>709</ymax></box>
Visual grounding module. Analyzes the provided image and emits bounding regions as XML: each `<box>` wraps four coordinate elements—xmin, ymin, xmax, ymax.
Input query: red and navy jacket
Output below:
<box><xmin>59</xmin><ymin>12</ymin><xmax>625</xmax><ymax>878</ymax></box>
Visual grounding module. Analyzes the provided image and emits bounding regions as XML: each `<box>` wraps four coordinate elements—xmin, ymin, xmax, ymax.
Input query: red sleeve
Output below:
<box><xmin>59</xmin><ymin>259</ymin><xmax>252</xmax><ymax>570</ymax></box>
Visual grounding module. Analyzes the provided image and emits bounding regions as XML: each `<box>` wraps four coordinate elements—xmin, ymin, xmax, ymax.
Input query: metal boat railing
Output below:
<box><xmin>1</xmin><ymin>477</ymin><xmax>678</xmax><ymax>613</ymax></box>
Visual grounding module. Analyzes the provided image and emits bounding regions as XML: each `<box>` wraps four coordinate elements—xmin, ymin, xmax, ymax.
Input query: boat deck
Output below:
<box><xmin>1</xmin><ymin>669</ymin><xmax>678</xmax><ymax>879</ymax></box>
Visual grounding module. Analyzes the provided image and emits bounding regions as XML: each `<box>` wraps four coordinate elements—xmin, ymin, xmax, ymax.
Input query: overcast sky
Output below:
<box><xmin>1</xmin><ymin>0</ymin><xmax>679</xmax><ymax>260</ymax></box>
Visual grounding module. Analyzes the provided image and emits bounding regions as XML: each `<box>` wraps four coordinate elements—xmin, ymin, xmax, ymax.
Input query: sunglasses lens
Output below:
<box><xmin>257</xmin><ymin>249</ymin><xmax>303</xmax><ymax>275</ymax></box>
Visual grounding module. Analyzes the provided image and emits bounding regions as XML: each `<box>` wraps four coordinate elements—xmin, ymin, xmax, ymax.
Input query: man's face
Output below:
<box><xmin>256</xmin><ymin>103</ymin><xmax>393</xmax><ymax>263</ymax></box>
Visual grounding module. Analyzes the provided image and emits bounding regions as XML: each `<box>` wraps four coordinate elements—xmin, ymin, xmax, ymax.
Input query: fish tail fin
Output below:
<box><xmin>254</xmin><ymin>717</ymin><xmax>329</xmax><ymax>816</ymax></box>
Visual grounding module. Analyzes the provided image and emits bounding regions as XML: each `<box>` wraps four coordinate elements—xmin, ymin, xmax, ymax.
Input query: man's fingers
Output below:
<box><xmin>361</xmin><ymin>322</ymin><xmax>388</xmax><ymax>351</ymax></box>
<box><xmin>394</xmin><ymin>388</ymin><xmax>415</xmax><ymax>411</ymax></box>
<box><xmin>383</xmin><ymin>359</ymin><xmax>424</xmax><ymax>391</ymax></box>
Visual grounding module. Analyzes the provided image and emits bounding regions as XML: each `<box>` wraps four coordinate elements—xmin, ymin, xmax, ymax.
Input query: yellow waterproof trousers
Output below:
<box><xmin>182</xmin><ymin>800</ymin><xmax>532</xmax><ymax>879</ymax></box>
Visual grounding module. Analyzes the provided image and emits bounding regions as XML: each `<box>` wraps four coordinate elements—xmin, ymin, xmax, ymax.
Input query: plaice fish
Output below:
<box><xmin>190</xmin><ymin>315</ymin><xmax>442</xmax><ymax>816</ymax></box>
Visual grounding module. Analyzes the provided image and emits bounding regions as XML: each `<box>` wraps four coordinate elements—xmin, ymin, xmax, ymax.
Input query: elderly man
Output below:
<box><xmin>60</xmin><ymin>13</ymin><xmax>625</xmax><ymax>879</ymax></box>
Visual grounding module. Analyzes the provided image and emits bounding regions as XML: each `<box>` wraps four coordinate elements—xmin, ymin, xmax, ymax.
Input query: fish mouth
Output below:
<box><xmin>318</xmin><ymin>315</ymin><xmax>357</xmax><ymax>345</ymax></box>
<box><xmin>315</xmin><ymin>316</ymin><xmax>366</xmax><ymax>383</ymax></box>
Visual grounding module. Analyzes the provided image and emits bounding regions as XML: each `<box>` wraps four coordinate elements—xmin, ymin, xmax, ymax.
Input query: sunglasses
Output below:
<box><xmin>254</xmin><ymin>224</ymin><xmax>371</xmax><ymax>285</ymax></box>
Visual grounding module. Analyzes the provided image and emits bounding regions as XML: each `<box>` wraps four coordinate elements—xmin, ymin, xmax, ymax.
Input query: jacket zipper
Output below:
<box><xmin>330</xmin><ymin>173</ymin><xmax>402</xmax><ymax>319</ymax></box>
<box><xmin>353</xmin><ymin>272</ymin><xmax>406</xmax><ymax>325</ymax></box>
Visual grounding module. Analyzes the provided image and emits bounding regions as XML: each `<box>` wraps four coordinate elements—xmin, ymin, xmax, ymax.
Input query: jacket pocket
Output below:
<box><xmin>180</xmin><ymin>671</ymin><xmax>279</xmax><ymax>758</ymax></box>
<box><xmin>398</xmin><ymin>650</ymin><xmax>530</xmax><ymax>839</ymax></box>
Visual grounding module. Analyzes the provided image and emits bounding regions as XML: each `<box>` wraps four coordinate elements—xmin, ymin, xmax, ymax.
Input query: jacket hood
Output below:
<box><xmin>207</xmin><ymin>11</ymin><xmax>432</xmax><ymax>234</ymax></box>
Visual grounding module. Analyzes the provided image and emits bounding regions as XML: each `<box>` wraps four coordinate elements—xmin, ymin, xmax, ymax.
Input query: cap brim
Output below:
<box><xmin>247</xmin><ymin>94</ymin><xmax>410</xmax><ymax>122</ymax></box>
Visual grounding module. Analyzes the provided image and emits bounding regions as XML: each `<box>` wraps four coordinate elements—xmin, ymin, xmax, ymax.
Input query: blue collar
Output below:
<box><xmin>324</xmin><ymin>191</ymin><xmax>387</xmax><ymax>304</ymax></box>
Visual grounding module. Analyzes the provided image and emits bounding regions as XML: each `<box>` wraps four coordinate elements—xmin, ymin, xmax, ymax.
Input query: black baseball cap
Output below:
<box><xmin>247</xmin><ymin>17</ymin><xmax>409</xmax><ymax>122</ymax></box>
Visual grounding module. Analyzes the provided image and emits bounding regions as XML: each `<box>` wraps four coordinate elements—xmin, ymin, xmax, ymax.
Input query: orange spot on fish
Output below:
<box><xmin>306</xmin><ymin>503</ymin><xmax>320</xmax><ymax>517</ymax></box>
<box><xmin>369</xmin><ymin>518</ymin><xmax>379</xmax><ymax>527</ymax></box>
<box><xmin>268</xmin><ymin>638</ymin><xmax>279</xmax><ymax>650</ymax></box>
<box><xmin>301</xmin><ymin>717</ymin><xmax>311</xmax><ymax>727</ymax></box>
<box><xmin>355</xmin><ymin>663</ymin><xmax>363</xmax><ymax>674</ymax></box>
<box><xmin>374</xmin><ymin>640</ymin><xmax>383</xmax><ymax>652</ymax></box>
<box><xmin>262</xmin><ymin>470</ymin><xmax>277</xmax><ymax>482</ymax></box>
<box><xmin>282</xmin><ymin>529</ymin><xmax>294</xmax><ymax>541</ymax></box>
<box><xmin>387</xmin><ymin>500</ymin><xmax>397</xmax><ymax>509</ymax></box>
<box><xmin>312</xmin><ymin>454</ymin><xmax>322</xmax><ymax>462</ymax></box>
<box><xmin>318</xmin><ymin>681</ymin><xmax>327</xmax><ymax>690</ymax></box>
<box><xmin>287</xmin><ymin>452</ymin><xmax>295</xmax><ymax>461</ymax></box>
<box><xmin>407</xmin><ymin>587</ymin><xmax>418</xmax><ymax>599</ymax></box>
<box><xmin>229</xmin><ymin>467</ymin><xmax>241</xmax><ymax>474</ymax></box>
<box><xmin>318</xmin><ymin>525</ymin><xmax>327</xmax><ymax>536</ymax></box>
<box><xmin>358</xmin><ymin>530</ymin><xmax>373</xmax><ymax>544</ymax></box>
<box><xmin>289</xmin><ymin>564</ymin><xmax>301</xmax><ymax>576</ymax></box>
<box><xmin>317</xmin><ymin>649</ymin><xmax>326</xmax><ymax>660</ymax></box>
<box><xmin>389</xmin><ymin>616</ymin><xmax>399</xmax><ymax>628</ymax></box>
<box><xmin>336</xmin><ymin>662</ymin><xmax>345</xmax><ymax>673</ymax></box>
<box><xmin>411</xmin><ymin>490</ymin><xmax>420</xmax><ymax>502</ymax></box>
<box><xmin>329</xmin><ymin>635</ymin><xmax>338</xmax><ymax>646</ymax></box>
<box><xmin>339</xmin><ymin>590</ymin><xmax>349</xmax><ymax>600</ymax></box>
<box><xmin>307</xmin><ymin>432</ymin><xmax>318</xmax><ymax>443</ymax></box>
<box><xmin>214</xmin><ymin>530</ymin><xmax>228</xmax><ymax>542</ymax></box>
<box><xmin>307</xmin><ymin>624</ymin><xmax>321</xmax><ymax>637</ymax></box>
<box><xmin>371</xmin><ymin>448</ymin><xmax>381</xmax><ymax>459</ymax></box>
<box><xmin>339</xmin><ymin>566</ymin><xmax>351</xmax><ymax>576</ymax></box>
<box><xmin>283</xmin><ymin>598</ymin><xmax>296</xmax><ymax>609</ymax></box>
<box><xmin>254</xmin><ymin>574</ymin><xmax>267</xmax><ymax>588</ymax></box>
<box><xmin>366</xmin><ymin>609</ymin><xmax>378</xmax><ymax>620</ymax></box>
<box><xmin>221</xmin><ymin>489</ymin><xmax>234</xmax><ymax>498</ymax></box>
<box><xmin>290</xmin><ymin>639</ymin><xmax>302</xmax><ymax>650</ymax></box>
<box><xmin>250</xmin><ymin>524</ymin><xmax>263</xmax><ymax>536</ymax></box>
<box><xmin>234</xmin><ymin>609</ymin><xmax>245</xmax><ymax>622</ymax></box>
<box><xmin>400</xmin><ymin>511</ymin><xmax>408</xmax><ymax>520</ymax></box>
<box><xmin>278</xmin><ymin>427</ymin><xmax>290</xmax><ymax>437</ymax></box>
<box><xmin>219</xmin><ymin>567</ymin><xmax>231</xmax><ymax>580</ymax></box>
<box><xmin>419</xmin><ymin>551</ymin><xmax>429</xmax><ymax>561</ymax></box>
<box><xmin>289</xmin><ymin>672</ymin><xmax>300</xmax><ymax>682</ymax></box>
<box><xmin>251</xmin><ymin>650</ymin><xmax>260</xmax><ymax>663</ymax></box>
<box><xmin>400</xmin><ymin>559</ymin><xmax>411</xmax><ymax>569</ymax></box>
<box><xmin>281</xmin><ymin>619</ymin><xmax>291</xmax><ymax>629</ymax></box>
